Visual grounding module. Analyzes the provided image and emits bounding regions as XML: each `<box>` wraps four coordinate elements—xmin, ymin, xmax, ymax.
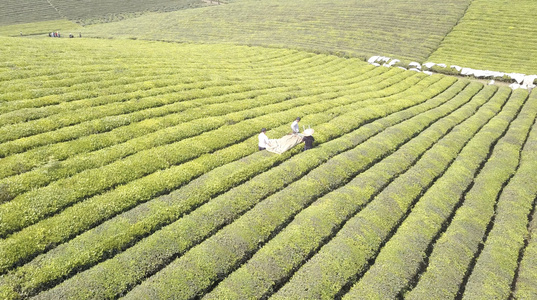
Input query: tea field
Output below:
<box><xmin>80</xmin><ymin>0</ymin><xmax>473</xmax><ymax>62</ymax></box>
<box><xmin>0</xmin><ymin>35</ymin><xmax>536</xmax><ymax>299</ymax></box>
<box><xmin>1</xmin><ymin>0</ymin><xmax>537</xmax><ymax>299</ymax></box>
<box><xmin>0</xmin><ymin>0</ymin><xmax>214</xmax><ymax>26</ymax></box>
<box><xmin>428</xmin><ymin>0</ymin><xmax>537</xmax><ymax>75</ymax></box>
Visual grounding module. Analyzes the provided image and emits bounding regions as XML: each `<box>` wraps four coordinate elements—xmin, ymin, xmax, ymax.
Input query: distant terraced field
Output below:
<box><xmin>428</xmin><ymin>0</ymin><xmax>537</xmax><ymax>75</ymax></box>
<box><xmin>0</xmin><ymin>0</ymin><xmax>216</xmax><ymax>26</ymax></box>
<box><xmin>1</xmin><ymin>36</ymin><xmax>536</xmax><ymax>300</ymax></box>
<box><xmin>81</xmin><ymin>0</ymin><xmax>473</xmax><ymax>62</ymax></box>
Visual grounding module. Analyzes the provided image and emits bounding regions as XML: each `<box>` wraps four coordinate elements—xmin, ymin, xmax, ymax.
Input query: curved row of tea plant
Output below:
<box><xmin>427</xmin><ymin>0</ymin><xmax>537</xmax><ymax>75</ymax></box>
<box><xmin>0</xmin><ymin>49</ymin><xmax>342</xmax><ymax>144</ymax></box>
<box><xmin>0</xmin><ymin>53</ymin><xmax>364</xmax><ymax>164</ymax></box>
<box><xmin>0</xmin><ymin>68</ymin><xmax>423</xmax><ymax>239</ymax></box>
<box><xmin>270</xmin><ymin>84</ymin><xmax>503</xmax><ymax>299</ymax></box>
<box><xmin>34</xmin><ymin>80</ymin><xmax>466</xmax><ymax>300</ymax></box>
<box><xmin>0</xmin><ymin>41</ymin><xmax>372</xmax><ymax>171</ymax></box>
<box><xmin>463</xmin><ymin>91</ymin><xmax>537</xmax><ymax>299</ymax></box>
<box><xmin>0</xmin><ymin>62</ymin><xmax>385</xmax><ymax>198</ymax></box>
<box><xmin>0</xmin><ymin>49</ymin><xmax>341</xmax><ymax>113</ymax></box>
<box><xmin>343</xmin><ymin>87</ymin><xmax>526</xmax><ymax>299</ymax></box>
<box><xmin>406</xmin><ymin>89</ymin><xmax>537</xmax><ymax>299</ymax></box>
<box><xmin>204</xmin><ymin>82</ymin><xmax>494</xmax><ymax>299</ymax></box>
<box><xmin>0</xmin><ymin>74</ymin><xmax>453</xmax><ymax>298</ymax></box>
<box><xmin>83</xmin><ymin>0</ymin><xmax>473</xmax><ymax>62</ymax></box>
<box><xmin>514</xmin><ymin>206</ymin><xmax>537</xmax><ymax>299</ymax></box>
<box><xmin>0</xmin><ymin>71</ymin><xmax>445</xmax><ymax>278</ymax></box>
<box><xmin>121</xmin><ymin>79</ymin><xmax>479</xmax><ymax>299</ymax></box>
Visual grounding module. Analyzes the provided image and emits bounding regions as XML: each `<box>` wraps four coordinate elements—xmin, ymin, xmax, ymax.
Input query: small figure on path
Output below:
<box><xmin>258</xmin><ymin>128</ymin><xmax>269</xmax><ymax>151</ymax></box>
<box><xmin>303</xmin><ymin>128</ymin><xmax>314</xmax><ymax>150</ymax></box>
<box><xmin>291</xmin><ymin>117</ymin><xmax>301</xmax><ymax>134</ymax></box>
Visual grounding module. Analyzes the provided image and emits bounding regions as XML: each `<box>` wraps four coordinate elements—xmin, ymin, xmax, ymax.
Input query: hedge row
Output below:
<box><xmin>23</xmin><ymin>74</ymin><xmax>452</xmax><ymax>298</ymax></box>
<box><xmin>406</xmin><ymin>88</ymin><xmax>537</xmax><ymax>299</ymax></box>
<box><xmin>462</xmin><ymin>91</ymin><xmax>537</xmax><ymax>299</ymax></box>
<box><xmin>203</xmin><ymin>82</ymin><xmax>489</xmax><ymax>299</ymax></box>
<box><xmin>513</xmin><ymin>203</ymin><xmax>537</xmax><ymax>299</ymax></box>
<box><xmin>0</xmin><ymin>60</ymin><xmax>381</xmax><ymax>162</ymax></box>
<box><xmin>0</xmin><ymin>71</ymin><xmax>440</xmax><ymax>277</ymax></box>
<box><xmin>29</xmin><ymin>81</ymin><xmax>466</xmax><ymax>298</ymax></box>
<box><xmin>0</xmin><ymin>79</ymin><xmax>283</xmax><ymax>152</ymax></box>
<box><xmin>119</xmin><ymin>78</ymin><xmax>471</xmax><ymax>300</ymax></box>
<box><xmin>0</xmin><ymin>42</ymin><xmax>304</xmax><ymax>103</ymax></box>
<box><xmin>270</xmin><ymin>83</ymin><xmax>495</xmax><ymax>299</ymax></box>
<box><xmin>0</xmin><ymin>85</ymin><xmax>297</xmax><ymax>193</ymax></box>
<box><xmin>0</xmin><ymin>47</ymin><xmax>344</xmax><ymax>155</ymax></box>
<box><xmin>0</xmin><ymin>48</ymin><xmax>349</xmax><ymax>111</ymax></box>
<box><xmin>0</xmin><ymin>71</ymin><xmax>376</xmax><ymax>198</ymax></box>
<box><xmin>0</xmin><ymin>71</ymin><xmax>206</xmax><ymax>119</ymax></box>
<box><xmin>0</xmin><ymin>82</ymin><xmax>251</xmax><ymax>157</ymax></box>
<box><xmin>0</xmin><ymin>48</ymin><xmax>357</xmax><ymax>108</ymax></box>
<box><xmin>0</xmin><ymin>63</ymin><xmax>382</xmax><ymax>179</ymax></box>
<box><xmin>0</xmin><ymin>76</ymin><xmax>250</xmax><ymax>143</ymax></box>
<box><xmin>0</xmin><ymin>74</ymin><xmax>453</xmax><ymax>298</ymax></box>
<box><xmin>0</xmin><ymin>68</ymin><xmax>157</xmax><ymax>103</ymax></box>
<box><xmin>0</xmin><ymin>67</ymin><xmax>415</xmax><ymax>237</ymax></box>
<box><xmin>344</xmin><ymin>87</ymin><xmax>523</xmax><ymax>299</ymax></box>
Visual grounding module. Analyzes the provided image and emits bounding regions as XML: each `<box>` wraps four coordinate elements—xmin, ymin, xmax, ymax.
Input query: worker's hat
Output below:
<box><xmin>303</xmin><ymin>128</ymin><xmax>314</xmax><ymax>136</ymax></box>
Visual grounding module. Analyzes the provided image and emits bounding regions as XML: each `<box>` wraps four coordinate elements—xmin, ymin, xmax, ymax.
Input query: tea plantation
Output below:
<box><xmin>0</xmin><ymin>0</ymin><xmax>536</xmax><ymax>299</ymax></box>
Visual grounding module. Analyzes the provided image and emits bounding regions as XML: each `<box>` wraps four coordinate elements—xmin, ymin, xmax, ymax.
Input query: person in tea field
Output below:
<box><xmin>291</xmin><ymin>117</ymin><xmax>301</xmax><ymax>134</ymax></box>
<box><xmin>302</xmin><ymin>128</ymin><xmax>315</xmax><ymax>150</ymax></box>
<box><xmin>258</xmin><ymin>128</ymin><xmax>270</xmax><ymax>151</ymax></box>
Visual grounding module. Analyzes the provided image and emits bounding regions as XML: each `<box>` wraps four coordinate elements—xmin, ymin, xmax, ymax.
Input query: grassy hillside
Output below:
<box><xmin>427</xmin><ymin>0</ymin><xmax>537</xmax><ymax>75</ymax></box>
<box><xmin>0</xmin><ymin>0</ymin><xmax>60</xmax><ymax>26</ymax></box>
<box><xmin>2</xmin><ymin>0</ymin><xmax>537</xmax><ymax>299</ymax></box>
<box><xmin>0</xmin><ymin>0</ymin><xmax>218</xmax><ymax>27</ymax></box>
<box><xmin>81</xmin><ymin>0</ymin><xmax>472</xmax><ymax>62</ymax></box>
<box><xmin>4</xmin><ymin>0</ymin><xmax>537</xmax><ymax>75</ymax></box>
<box><xmin>1</xmin><ymin>36</ymin><xmax>537</xmax><ymax>299</ymax></box>
<box><xmin>0</xmin><ymin>20</ymin><xmax>82</xmax><ymax>37</ymax></box>
<box><xmin>49</xmin><ymin>0</ymin><xmax>215</xmax><ymax>25</ymax></box>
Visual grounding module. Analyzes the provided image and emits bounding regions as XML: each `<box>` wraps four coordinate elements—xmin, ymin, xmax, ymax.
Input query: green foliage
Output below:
<box><xmin>428</xmin><ymin>0</ymin><xmax>537</xmax><ymax>75</ymax></box>
<box><xmin>123</xmin><ymin>77</ymin><xmax>462</xmax><ymax>300</ymax></box>
<box><xmin>205</xmin><ymin>81</ymin><xmax>484</xmax><ymax>300</ymax></box>
<box><xmin>1</xmin><ymin>11</ymin><xmax>537</xmax><ymax>297</ymax></box>
<box><xmin>81</xmin><ymin>0</ymin><xmax>473</xmax><ymax>62</ymax></box>
<box><xmin>514</xmin><ymin>205</ymin><xmax>537</xmax><ymax>299</ymax></box>
<box><xmin>462</xmin><ymin>91</ymin><xmax>537</xmax><ymax>299</ymax></box>
<box><xmin>407</xmin><ymin>88</ymin><xmax>536</xmax><ymax>299</ymax></box>
<box><xmin>0</xmin><ymin>66</ymin><xmax>453</xmax><ymax>299</ymax></box>
<box><xmin>345</xmin><ymin>86</ymin><xmax>521</xmax><ymax>299</ymax></box>
<box><xmin>0</xmin><ymin>0</ymin><xmax>212</xmax><ymax>27</ymax></box>
<box><xmin>272</xmin><ymin>82</ymin><xmax>491</xmax><ymax>299</ymax></box>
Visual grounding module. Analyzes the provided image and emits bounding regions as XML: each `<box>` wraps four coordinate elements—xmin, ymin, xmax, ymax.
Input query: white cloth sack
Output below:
<box><xmin>266</xmin><ymin>134</ymin><xmax>304</xmax><ymax>154</ymax></box>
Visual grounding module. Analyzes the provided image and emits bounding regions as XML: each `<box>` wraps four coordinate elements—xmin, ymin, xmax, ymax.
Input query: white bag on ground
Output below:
<box><xmin>265</xmin><ymin>134</ymin><xmax>304</xmax><ymax>154</ymax></box>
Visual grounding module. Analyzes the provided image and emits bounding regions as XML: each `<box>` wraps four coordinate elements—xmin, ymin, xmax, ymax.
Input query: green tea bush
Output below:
<box><xmin>407</xmin><ymin>89</ymin><xmax>536</xmax><ymax>299</ymax></box>
<box><xmin>7</xmin><ymin>76</ymin><xmax>456</xmax><ymax>299</ymax></box>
